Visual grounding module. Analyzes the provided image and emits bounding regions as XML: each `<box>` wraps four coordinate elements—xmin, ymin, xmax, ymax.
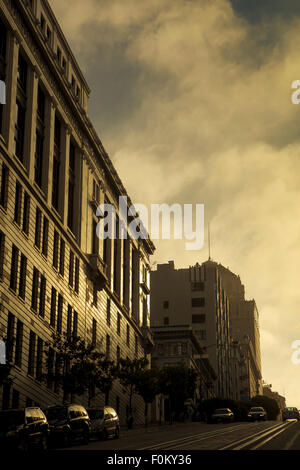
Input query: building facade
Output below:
<box><xmin>0</xmin><ymin>0</ymin><xmax>155</xmax><ymax>425</ymax></box>
<box><xmin>151</xmin><ymin>325</ymin><xmax>216</xmax><ymax>422</ymax></box>
<box><xmin>150</xmin><ymin>259</ymin><xmax>263</xmax><ymax>401</ymax></box>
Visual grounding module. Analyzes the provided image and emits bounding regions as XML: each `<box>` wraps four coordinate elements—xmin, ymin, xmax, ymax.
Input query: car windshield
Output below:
<box><xmin>88</xmin><ymin>409</ymin><xmax>104</xmax><ymax>420</ymax></box>
<box><xmin>214</xmin><ymin>409</ymin><xmax>229</xmax><ymax>414</ymax></box>
<box><xmin>45</xmin><ymin>407</ymin><xmax>67</xmax><ymax>421</ymax></box>
<box><xmin>250</xmin><ymin>408</ymin><xmax>263</xmax><ymax>412</ymax></box>
<box><xmin>0</xmin><ymin>410</ymin><xmax>25</xmax><ymax>431</ymax></box>
<box><xmin>284</xmin><ymin>408</ymin><xmax>297</xmax><ymax>412</ymax></box>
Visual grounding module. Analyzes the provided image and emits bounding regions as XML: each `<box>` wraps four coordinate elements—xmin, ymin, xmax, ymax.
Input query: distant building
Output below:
<box><xmin>151</xmin><ymin>325</ymin><xmax>216</xmax><ymax>422</ymax></box>
<box><xmin>150</xmin><ymin>259</ymin><xmax>263</xmax><ymax>400</ymax></box>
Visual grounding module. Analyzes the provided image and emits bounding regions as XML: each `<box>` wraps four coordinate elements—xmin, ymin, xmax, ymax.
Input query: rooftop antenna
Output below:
<box><xmin>208</xmin><ymin>222</ymin><xmax>211</xmax><ymax>260</ymax></box>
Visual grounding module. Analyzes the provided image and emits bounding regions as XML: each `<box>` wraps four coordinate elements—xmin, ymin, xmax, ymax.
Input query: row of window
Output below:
<box><xmin>0</xmin><ymin>166</ymin><xmax>81</xmax><ymax>293</ymax></box>
<box><xmin>0</xmin><ymin>22</ymin><xmax>78</xmax><ymax>234</ymax></box>
<box><xmin>106</xmin><ymin>298</ymin><xmax>132</xmax><ymax>349</ymax></box>
<box><xmin>163</xmin><ymin>297</ymin><xmax>205</xmax><ymax>309</ymax></box>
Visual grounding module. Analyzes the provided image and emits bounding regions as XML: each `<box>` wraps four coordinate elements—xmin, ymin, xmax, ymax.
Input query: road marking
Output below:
<box><xmin>139</xmin><ymin>422</ymin><xmax>263</xmax><ymax>450</ymax></box>
<box><xmin>220</xmin><ymin>421</ymin><xmax>294</xmax><ymax>450</ymax></box>
<box><xmin>283</xmin><ymin>426</ymin><xmax>300</xmax><ymax>450</ymax></box>
<box><xmin>252</xmin><ymin>423</ymin><xmax>297</xmax><ymax>450</ymax></box>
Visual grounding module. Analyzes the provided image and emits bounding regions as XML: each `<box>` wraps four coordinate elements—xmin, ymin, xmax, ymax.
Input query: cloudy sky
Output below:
<box><xmin>51</xmin><ymin>0</ymin><xmax>300</xmax><ymax>406</ymax></box>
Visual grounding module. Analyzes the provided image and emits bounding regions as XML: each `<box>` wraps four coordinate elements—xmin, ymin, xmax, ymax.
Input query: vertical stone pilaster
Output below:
<box><xmin>6</xmin><ymin>31</ymin><xmax>20</xmax><ymax>155</ymax></box>
<box><xmin>61</xmin><ymin>124</ymin><xmax>70</xmax><ymax>226</ymax></box>
<box><xmin>45</xmin><ymin>96</ymin><xmax>56</xmax><ymax>206</ymax></box>
<box><xmin>27</xmin><ymin>67</ymin><xmax>40</xmax><ymax>182</ymax></box>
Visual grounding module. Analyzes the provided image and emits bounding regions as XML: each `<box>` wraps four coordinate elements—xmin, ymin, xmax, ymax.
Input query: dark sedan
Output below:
<box><xmin>211</xmin><ymin>408</ymin><xmax>234</xmax><ymax>423</ymax></box>
<box><xmin>247</xmin><ymin>407</ymin><xmax>267</xmax><ymax>421</ymax></box>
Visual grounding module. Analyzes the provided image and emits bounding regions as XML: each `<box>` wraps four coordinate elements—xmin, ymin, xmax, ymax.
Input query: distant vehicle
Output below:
<box><xmin>211</xmin><ymin>408</ymin><xmax>234</xmax><ymax>423</ymax></box>
<box><xmin>247</xmin><ymin>407</ymin><xmax>267</xmax><ymax>421</ymax></box>
<box><xmin>88</xmin><ymin>406</ymin><xmax>120</xmax><ymax>440</ymax></box>
<box><xmin>44</xmin><ymin>404</ymin><xmax>91</xmax><ymax>446</ymax></box>
<box><xmin>0</xmin><ymin>408</ymin><xmax>49</xmax><ymax>451</ymax></box>
<box><xmin>282</xmin><ymin>407</ymin><xmax>300</xmax><ymax>421</ymax></box>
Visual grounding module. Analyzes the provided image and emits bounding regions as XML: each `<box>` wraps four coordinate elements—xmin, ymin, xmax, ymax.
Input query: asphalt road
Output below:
<box><xmin>59</xmin><ymin>419</ymin><xmax>300</xmax><ymax>451</ymax></box>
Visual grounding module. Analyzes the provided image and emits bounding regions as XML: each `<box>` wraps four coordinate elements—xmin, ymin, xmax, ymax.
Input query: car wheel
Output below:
<box><xmin>82</xmin><ymin>429</ymin><xmax>90</xmax><ymax>445</ymax></box>
<box><xmin>19</xmin><ymin>438</ymin><xmax>29</xmax><ymax>452</ymax></box>
<box><xmin>62</xmin><ymin>431</ymin><xmax>71</xmax><ymax>447</ymax></box>
<box><xmin>40</xmin><ymin>434</ymin><xmax>48</xmax><ymax>451</ymax></box>
<box><xmin>114</xmin><ymin>427</ymin><xmax>120</xmax><ymax>440</ymax></box>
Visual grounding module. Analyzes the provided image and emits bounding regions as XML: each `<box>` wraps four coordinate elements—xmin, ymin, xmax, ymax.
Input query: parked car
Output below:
<box><xmin>282</xmin><ymin>407</ymin><xmax>300</xmax><ymax>421</ymax></box>
<box><xmin>88</xmin><ymin>406</ymin><xmax>120</xmax><ymax>440</ymax></box>
<box><xmin>0</xmin><ymin>407</ymin><xmax>49</xmax><ymax>451</ymax></box>
<box><xmin>44</xmin><ymin>404</ymin><xmax>91</xmax><ymax>446</ymax></box>
<box><xmin>247</xmin><ymin>407</ymin><xmax>267</xmax><ymax>421</ymax></box>
<box><xmin>211</xmin><ymin>408</ymin><xmax>234</xmax><ymax>423</ymax></box>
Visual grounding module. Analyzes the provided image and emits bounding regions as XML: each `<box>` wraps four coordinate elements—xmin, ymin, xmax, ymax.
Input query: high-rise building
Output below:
<box><xmin>150</xmin><ymin>259</ymin><xmax>263</xmax><ymax>400</ymax></box>
<box><xmin>0</xmin><ymin>0</ymin><xmax>154</xmax><ymax>424</ymax></box>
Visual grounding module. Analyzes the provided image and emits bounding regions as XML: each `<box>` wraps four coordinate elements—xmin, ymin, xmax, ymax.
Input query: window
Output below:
<box><xmin>92</xmin><ymin>318</ymin><xmax>97</xmax><ymax>346</ymax></box>
<box><xmin>14</xmin><ymin>181</ymin><xmax>22</xmax><ymax>225</ymax></box>
<box><xmin>67</xmin><ymin>305</ymin><xmax>72</xmax><ymax>339</ymax></box>
<box><xmin>10</xmin><ymin>245</ymin><xmax>19</xmax><ymax>292</ymax></box>
<box><xmin>35</xmin><ymin>86</ymin><xmax>45</xmax><ymax>188</ymax></box>
<box><xmin>106</xmin><ymin>334</ymin><xmax>110</xmax><ymax>359</ymax></box>
<box><xmin>15</xmin><ymin>52</ymin><xmax>27</xmax><ymax>163</ymax></box>
<box><xmin>74</xmin><ymin>258</ymin><xmax>79</xmax><ymax>293</ymax></box>
<box><xmin>28</xmin><ymin>331</ymin><xmax>36</xmax><ymax>377</ymax></box>
<box><xmin>34</xmin><ymin>207</ymin><xmax>42</xmax><ymax>248</ymax></box>
<box><xmin>192</xmin><ymin>314</ymin><xmax>206</xmax><ymax>324</ymax></box>
<box><xmin>126</xmin><ymin>324</ymin><xmax>130</xmax><ymax>346</ymax></box>
<box><xmin>15</xmin><ymin>320</ymin><xmax>23</xmax><ymax>367</ymax></box>
<box><xmin>57</xmin><ymin>294</ymin><xmax>63</xmax><ymax>333</ymax></box>
<box><xmin>117</xmin><ymin>313</ymin><xmax>121</xmax><ymax>336</ymax></box>
<box><xmin>191</xmin><ymin>297</ymin><xmax>205</xmax><ymax>308</ymax></box>
<box><xmin>40</xmin><ymin>14</ymin><xmax>45</xmax><ymax>32</ymax></box>
<box><xmin>39</xmin><ymin>275</ymin><xmax>46</xmax><ymax>318</ymax></box>
<box><xmin>106</xmin><ymin>298</ymin><xmax>111</xmax><ymax>326</ymax></box>
<box><xmin>52</xmin><ymin>116</ymin><xmax>61</xmax><ymax>211</ymax></box>
<box><xmin>42</xmin><ymin>217</ymin><xmax>48</xmax><ymax>257</ymax></box>
<box><xmin>92</xmin><ymin>219</ymin><xmax>98</xmax><ymax>255</ymax></box>
<box><xmin>46</xmin><ymin>26</ymin><xmax>51</xmax><ymax>42</ymax></box>
<box><xmin>18</xmin><ymin>253</ymin><xmax>27</xmax><ymax>300</ymax></box>
<box><xmin>73</xmin><ymin>310</ymin><xmax>78</xmax><ymax>339</ymax></box>
<box><xmin>0</xmin><ymin>18</ymin><xmax>7</xmax><ymax>134</ymax></box>
<box><xmin>6</xmin><ymin>313</ymin><xmax>15</xmax><ymax>363</ymax></box>
<box><xmin>15</xmin><ymin>101</ymin><xmax>26</xmax><ymax>162</ymax></box>
<box><xmin>68</xmin><ymin>140</ymin><xmax>76</xmax><ymax>231</ymax></box>
<box><xmin>117</xmin><ymin>345</ymin><xmax>120</xmax><ymax>362</ymax></box>
<box><xmin>164</xmin><ymin>317</ymin><xmax>169</xmax><ymax>326</ymax></box>
<box><xmin>36</xmin><ymin>338</ymin><xmax>43</xmax><ymax>381</ymax></box>
<box><xmin>31</xmin><ymin>267</ymin><xmax>39</xmax><ymax>311</ymax></box>
<box><xmin>53</xmin><ymin>230</ymin><xmax>59</xmax><ymax>269</ymax></box>
<box><xmin>0</xmin><ymin>163</ymin><xmax>8</xmax><ymax>209</ymax></box>
<box><xmin>135</xmin><ymin>335</ymin><xmax>138</xmax><ymax>357</ymax></box>
<box><xmin>69</xmin><ymin>250</ymin><xmax>74</xmax><ymax>287</ymax></box>
<box><xmin>22</xmin><ymin>192</ymin><xmax>30</xmax><ymax>235</ymax></box>
<box><xmin>191</xmin><ymin>281</ymin><xmax>205</xmax><ymax>292</ymax></box>
<box><xmin>57</xmin><ymin>46</ymin><xmax>61</xmax><ymax>64</ymax></box>
<box><xmin>196</xmin><ymin>330</ymin><xmax>207</xmax><ymax>340</ymax></box>
<box><xmin>59</xmin><ymin>239</ymin><xmax>65</xmax><ymax>276</ymax></box>
<box><xmin>12</xmin><ymin>389</ymin><xmax>19</xmax><ymax>409</ymax></box>
<box><xmin>163</xmin><ymin>300</ymin><xmax>169</xmax><ymax>309</ymax></box>
<box><xmin>0</xmin><ymin>230</ymin><xmax>5</xmax><ymax>279</ymax></box>
<box><xmin>50</xmin><ymin>287</ymin><xmax>57</xmax><ymax>328</ymax></box>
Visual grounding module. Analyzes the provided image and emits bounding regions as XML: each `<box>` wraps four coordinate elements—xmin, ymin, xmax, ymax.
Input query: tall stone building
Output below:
<box><xmin>0</xmin><ymin>0</ymin><xmax>154</xmax><ymax>425</ymax></box>
<box><xmin>150</xmin><ymin>259</ymin><xmax>263</xmax><ymax>400</ymax></box>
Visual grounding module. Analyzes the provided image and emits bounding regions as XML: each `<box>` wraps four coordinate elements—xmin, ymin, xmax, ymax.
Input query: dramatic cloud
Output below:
<box><xmin>51</xmin><ymin>0</ymin><xmax>300</xmax><ymax>405</ymax></box>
